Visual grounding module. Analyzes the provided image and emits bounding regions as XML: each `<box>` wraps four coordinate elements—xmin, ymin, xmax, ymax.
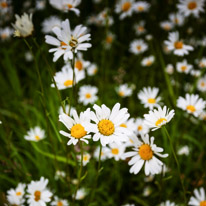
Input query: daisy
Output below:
<box><xmin>104</xmin><ymin>32</ymin><xmax>116</xmax><ymax>49</ymax></box>
<box><xmin>45</xmin><ymin>19</ymin><xmax>91</xmax><ymax>62</ymax></box>
<box><xmin>0</xmin><ymin>27</ymin><xmax>13</xmax><ymax>41</ymax></box>
<box><xmin>177</xmin><ymin>145</ymin><xmax>190</xmax><ymax>155</ymax></box>
<box><xmin>134</xmin><ymin>21</ymin><xmax>146</xmax><ymax>35</ymax></box>
<box><xmin>134</xmin><ymin>118</ymin><xmax>149</xmax><ymax>135</ymax></box>
<box><xmin>24</xmin><ymin>126</ymin><xmax>45</xmax><ymax>142</ymax></box>
<box><xmin>199</xmin><ymin>111</ymin><xmax>206</xmax><ymax>120</ymax></box>
<box><xmin>77</xmin><ymin>153</ymin><xmax>91</xmax><ymax>166</ymax></box>
<box><xmin>59</xmin><ymin>105</ymin><xmax>75</xmax><ymax>116</ymax></box>
<box><xmin>138</xmin><ymin>87</ymin><xmax>161</xmax><ymax>110</ymax></box>
<box><xmin>143</xmin><ymin>186</ymin><xmax>152</xmax><ymax>197</ymax></box>
<box><xmin>27</xmin><ymin>177</ymin><xmax>52</xmax><ymax>206</ymax></box>
<box><xmin>87</xmin><ymin>63</ymin><xmax>98</xmax><ymax>76</ymax></box>
<box><xmin>190</xmin><ymin>69</ymin><xmax>201</xmax><ymax>77</ymax></box>
<box><xmin>166</xmin><ymin>64</ymin><xmax>174</xmax><ymax>74</ymax></box>
<box><xmin>74</xmin><ymin>52</ymin><xmax>91</xmax><ymax>72</ymax></box>
<box><xmin>117</xmin><ymin>84</ymin><xmax>133</xmax><ymax>97</ymax></box>
<box><xmin>74</xmin><ymin>188</ymin><xmax>87</xmax><ymax>200</ymax></box>
<box><xmin>160</xmin><ymin>21</ymin><xmax>174</xmax><ymax>31</ymax></box>
<box><xmin>78</xmin><ymin>85</ymin><xmax>98</xmax><ymax>105</ymax></box>
<box><xmin>129</xmin><ymin>39</ymin><xmax>148</xmax><ymax>55</ymax></box>
<box><xmin>176</xmin><ymin>59</ymin><xmax>193</xmax><ymax>73</ymax></box>
<box><xmin>0</xmin><ymin>0</ymin><xmax>11</xmax><ymax>15</ymax></box>
<box><xmin>177</xmin><ymin>0</ymin><xmax>205</xmax><ymax>18</ymax></box>
<box><xmin>144</xmin><ymin>106</ymin><xmax>175</xmax><ymax>131</ymax></box>
<box><xmin>59</xmin><ymin>109</ymin><xmax>92</xmax><ymax>145</ymax></box>
<box><xmin>54</xmin><ymin>170</ymin><xmax>66</xmax><ymax>180</ymax></box>
<box><xmin>51</xmin><ymin>196</ymin><xmax>69</xmax><ymax>206</ymax></box>
<box><xmin>35</xmin><ymin>0</ymin><xmax>46</xmax><ymax>10</ymax></box>
<box><xmin>189</xmin><ymin>187</ymin><xmax>206</xmax><ymax>205</ymax></box>
<box><xmin>159</xmin><ymin>200</ymin><xmax>177</xmax><ymax>206</ymax></box>
<box><xmin>198</xmin><ymin>57</ymin><xmax>206</xmax><ymax>68</ymax></box>
<box><xmin>197</xmin><ymin>75</ymin><xmax>206</xmax><ymax>92</ymax></box>
<box><xmin>115</xmin><ymin>0</ymin><xmax>135</xmax><ymax>20</ymax></box>
<box><xmin>107</xmin><ymin>143</ymin><xmax>126</xmax><ymax>161</ymax></box>
<box><xmin>51</xmin><ymin>64</ymin><xmax>85</xmax><ymax>90</ymax></box>
<box><xmin>164</xmin><ymin>31</ymin><xmax>194</xmax><ymax>56</ymax></box>
<box><xmin>90</xmin><ymin>103</ymin><xmax>130</xmax><ymax>146</ymax></box>
<box><xmin>133</xmin><ymin>1</ymin><xmax>150</xmax><ymax>13</ymax></box>
<box><xmin>119</xmin><ymin>117</ymin><xmax>136</xmax><ymax>135</ymax></box>
<box><xmin>12</xmin><ymin>13</ymin><xmax>34</xmax><ymax>37</ymax></box>
<box><xmin>25</xmin><ymin>51</ymin><xmax>33</xmax><ymax>62</ymax></box>
<box><xmin>41</xmin><ymin>16</ymin><xmax>62</xmax><ymax>34</ymax></box>
<box><xmin>141</xmin><ymin>56</ymin><xmax>155</xmax><ymax>67</ymax></box>
<box><xmin>177</xmin><ymin>93</ymin><xmax>206</xmax><ymax>117</ymax></box>
<box><xmin>169</xmin><ymin>13</ymin><xmax>185</xmax><ymax>26</ymax></box>
<box><xmin>97</xmin><ymin>8</ymin><xmax>114</xmax><ymax>26</ymax></box>
<box><xmin>124</xmin><ymin>134</ymin><xmax>168</xmax><ymax>175</ymax></box>
<box><xmin>93</xmin><ymin>146</ymin><xmax>109</xmax><ymax>161</ymax></box>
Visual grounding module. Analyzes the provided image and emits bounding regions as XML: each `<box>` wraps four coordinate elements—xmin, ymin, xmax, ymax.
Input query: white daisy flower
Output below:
<box><xmin>198</xmin><ymin>57</ymin><xmax>206</xmax><ymax>68</ymax></box>
<box><xmin>138</xmin><ymin>87</ymin><xmax>161</xmax><ymax>110</ymax></box>
<box><xmin>159</xmin><ymin>200</ymin><xmax>177</xmax><ymax>206</ymax></box>
<box><xmin>124</xmin><ymin>134</ymin><xmax>168</xmax><ymax>175</ymax></box>
<box><xmin>160</xmin><ymin>21</ymin><xmax>174</xmax><ymax>31</ymax></box>
<box><xmin>190</xmin><ymin>69</ymin><xmax>201</xmax><ymax>77</ymax></box>
<box><xmin>107</xmin><ymin>143</ymin><xmax>126</xmax><ymax>161</ymax></box>
<box><xmin>78</xmin><ymin>85</ymin><xmax>98</xmax><ymax>105</ymax></box>
<box><xmin>35</xmin><ymin>0</ymin><xmax>46</xmax><ymax>10</ymax></box>
<box><xmin>0</xmin><ymin>26</ymin><xmax>13</xmax><ymax>41</ymax></box>
<box><xmin>0</xmin><ymin>0</ymin><xmax>10</xmax><ymax>14</ymax></box>
<box><xmin>166</xmin><ymin>64</ymin><xmax>174</xmax><ymax>74</ymax></box>
<box><xmin>90</xmin><ymin>103</ymin><xmax>130</xmax><ymax>146</ymax></box>
<box><xmin>51</xmin><ymin>196</ymin><xmax>69</xmax><ymax>206</ymax></box>
<box><xmin>177</xmin><ymin>93</ymin><xmax>206</xmax><ymax>117</ymax></box>
<box><xmin>119</xmin><ymin>118</ymin><xmax>136</xmax><ymax>135</ymax></box>
<box><xmin>133</xmin><ymin>1</ymin><xmax>150</xmax><ymax>13</ymax></box>
<box><xmin>176</xmin><ymin>59</ymin><xmax>193</xmax><ymax>73</ymax></box>
<box><xmin>164</xmin><ymin>31</ymin><xmax>194</xmax><ymax>56</ymax></box>
<box><xmin>197</xmin><ymin>75</ymin><xmax>206</xmax><ymax>92</ymax></box>
<box><xmin>141</xmin><ymin>56</ymin><xmax>155</xmax><ymax>67</ymax></box>
<box><xmin>54</xmin><ymin>170</ymin><xmax>66</xmax><ymax>180</ymax></box>
<box><xmin>74</xmin><ymin>188</ymin><xmax>87</xmax><ymax>200</ymax></box>
<box><xmin>12</xmin><ymin>13</ymin><xmax>34</xmax><ymax>37</ymax></box>
<box><xmin>115</xmin><ymin>0</ymin><xmax>135</xmax><ymax>20</ymax></box>
<box><xmin>27</xmin><ymin>177</ymin><xmax>52</xmax><ymax>206</ymax></box>
<box><xmin>134</xmin><ymin>21</ymin><xmax>146</xmax><ymax>35</ymax></box>
<box><xmin>87</xmin><ymin>63</ymin><xmax>98</xmax><ymax>76</ymax></box>
<box><xmin>77</xmin><ymin>153</ymin><xmax>91</xmax><ymax>166</ymax></box>
<box><xmin>177</xmin><ymin>0</ymin><xmax>205</xmax><ymax>18</ymax></box>
<box><xmin>51</xmin><ymin>64</ymin><xmax>85</xmax><ymax>90</ymax></box>
<box><xmin>25</xmin><ymin>51</ymin><xmax>33</xmax><ymax>62</ymax></box>
<box><xmin>59</xmin><ymin>105</ymin><xmax>75</xmax><ymax>116</ymax></box>
<box><xmin>129</xmin><ymin>39</ymin><xmax>148</xmax><ymax>55</ymax></box>
<box><xmin>199</xmin><ymin>111</ymin><xmax>206</xmax><ymax>120</ymax></box>
<box><xmin>117</xmin><ymin>84</ymin><xmax>133</xmax><ymax>97</ymax></box>
<box><xmin>97</xmin><ymin>8</ymin><xmax>114</xmax><ymax>26</ymax></box>
<box><xmin>45</xmin><ymin>19</ymin><xmax>91</xmax><ymax>62</ymax></box>
<box><xmin>144</xmin><ymin>106</ymin><xmax>175</xmax><ymax>131</ymax></box>
<box><xmin>177</xmin><ymin>145</ymin><xmax>190</xmax><ymax>155</ymax></box>
<box><xmin>59</xmin><ymin>109</ymin><xmax>92</xmax><ymax>145</ymax></box>
<box><xmin>134</xmin><ymin>118</ymin><xmax>150</xmax><ymax>135</ymax></box>
<box><xmin>143</xmin><ymin>186</ymin><xmax>152</xmax><ymax>197</ymax></box>
<box><xmin>74</xmin><ymin>52</ymin><xmax>91</xmax><ymax>72</ymax></box>
<box><xmin>24</xmin><ymin>126</ymin><xmax>45</xmax><ymax>142</ymax></box>
<box><xmin>189</xmin><ymin>187</ymin><xmax>206</xmax><ymax>205</ymax></box>
<box><xmin>41</xmin><ymin>16</ymin><xmax>62</xmax><ymax>34</ymax></box>
<box><xmin>169</xmin><ymin>13</ymin><xmax>185</xmax><ymax>26</ymax></box>
<box><xmin>104</xmin><ymin>32</ymin><xmax>116</xmax><ymax>49</ymax></box>
<box><xmin>93</xmin><ymin>146</ymin><xmax>109</xmax><ymax>161</ymax></box>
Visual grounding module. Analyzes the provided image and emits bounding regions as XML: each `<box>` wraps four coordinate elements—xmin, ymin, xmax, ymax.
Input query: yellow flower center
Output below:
<box><xmin>186</xmin><ymin>105</ymin><xmax>196</xmax><ymax>113</ymax></box>
<box><xmin>138</xmin><ymin>26</ymin><xmax>144</xmax><ymax>32</ymax></box>
<box><xmin>57</xmin><ymin>201</ymin><xmax>63</xmax><ymax>206</ymax></box>
<box><xmin>146</xmin><ymin>60</ymin><xmax>152</xmax><ymax>66</ymax></box>
<box><xmin>71</xmin><ymin>124</ymin><xmax>87</xmax><ymax>139</ymax></box>
<box><xmin>174</xmin><ymin>41</ymin><xmax>183</xmax><ymax>49</ymax></box>
<box><xmin>120</xmin><ymin>123</ymin><xmax>127</xmax><ymax>128</ymax></box>
<box><xmin>188</xmin><ymin>1</ymin><xmax>197</xmax><ymax>10</ymax></box>
<box><xmin>119</xmin><ymin>91</ymin><xmax>124</xmax><ymax>96</ymax></box>
<box><xmin>106</xmin><ymin>36</ymin><xmax>113</xmax><ymax>43</ymax></box>
<box><xmin>137</xmin><ymin>6</ymin><xmax>144</xmax><ymax>11</ymax></box>
<box><xmin>83</xmin><ymin>155</ymin><xmax>88</xmax><ymax>161</ymax></box>
<box><xmin>61</xmin><ymin>41</ymin><xmax>67</xmax><ymax>49</ymax></box>
<box><xmin>35</xmin><ymin>135</ymin><xmax>40</xmax><ymax>141</ymax></box>
<box><xmin>148</xmin><ymin>98</ymin><xmax>156</xmax><ymax>104</ymax></box>
<box><xmin>75</xmin><ymin>60</ymin><xmax>83</xmax><ymax>70</ymax></box>
<box><xmin>201</xmin><ymin>82</ymin><xmax>205</xmax><ymax>87</ymax></box>
<box><xmin>64</xmin><ymin>80</ymin><xmax>73</xmax><ymax>87</ymax></box>
<box><xmin>181</xmin><ymin>66</ymin><xmax>187</xmax><ymax>71</ymax></box>
<box><xmin>138</xmin><ymin>125</ymin><xmax>143</xmax><ymax>131</ymax></box>
<box><xmin>155</xmin><ymin>118</ymin><xmax>167</xmax><ymax>127</ymax></box>
<box><xmin>111</xmin><ymin>148</ymin><xmax>119</xmax><ymax>155</ymax></box>
<box><xmin>175</xmin><ymin>18</ymin><xmax>179</xmax><ymax>24</ymax></box>
<box><xmin>69</xmin><ymin>36</ymin><xmax>78</xmax><ymax>48</ymax></box>
<box><xmin>139</xmin><ymin>144</ymin><xmax>153</xmax><ymax>160</ymax></box>
<box><xmin>1</xmin><ymin>2</ymin><xmax>8</xmax><ymax>8</ymax></box>
<box><xmin>85</xmin><ymin>93</ymin><xmax>91</xmax><ymax>99</ymax></box>
<box><xmin>67</xmin><ymin>4</ymin><xmax>73</xmax><ymax>8</ymax></box>
<box><xmin>98</xmin><ymin>120</ymin><xmax>115</xmax><ymax>136</ymax></box>
<box><xmin>163</xmin><ymin>24</ymin><xmax>171</xmax><ymax>31</ymax></box>
<box><xmin>136</xmin><ymin>45</ymin><xmax>142</xmax><ymax>51</ymax></box>
<box><xmin>200</xmin><ymin>201</ymin><xmax>206</xmax><ymax>206</ymax></box>
<box><xmin>122</xmin><ymin>2</ymin><xmax>131</xmax><ymax>11</ymax></box>
<box><xmin>34</xmin><ymin>190</ymin><xmax>41</xmax><ymax>202</ymax></box>
<box><xmin>16</xmin><ymin>192</ymin><xmax>22</xmax><ymax>196</ymax></box>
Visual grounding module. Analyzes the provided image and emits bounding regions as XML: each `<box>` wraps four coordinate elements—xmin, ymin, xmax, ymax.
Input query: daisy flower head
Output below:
<box><xmin>35</xmin><ymin>0</ymin><xmax>46</xmax><ymax>10</ymax></box>
<box><xmin>199</xmin><ymin>110</ymin><xmax>206</xmax><ymax>120</ymax></box>
<box><xmin>197</xmin><ymin>75</ymin><xmax>206</xmax><ymax>92</ymax></box>
<box><xmin>51</xmin><ymin>196</ymin><xmax>69</xmax><ymax>206</ymax></box>
<box><xmin>134</xmin><ymin>21</ymin><xmax>146</xmax><ymax>36</ymax></box>
<box><xmin>134</xmin><ymin>118</ymin><xmax>150</xmax><ymax>135</ymax></box>
<box><xmin>45</xmin><ymin>19</ymin><xmax>91</xmax><ymax>62</ymax></box>
<box><xmin>160</xmin><ymin>21</ymin><xmax>174</xmax><ymax>31</ymax></box>
<box><xmin>164</xmin><ymin>31</ymin><xmax>194</xmax><ymax>56</ymax></box>
<box><xmin>177</xmin><ymin>145</ymin><xmax>190</xmax><ymax>155</ymax></box>
<box><xmin>141</xmin><ymin>56</ymin><xmax>155</xmax><ymax>67</ymax></box>
<box><xmin>90</xmin><ymin>103</ymin><xmax>130</xmax><ymax>146</ymax></box>
<box><xmin>0</xmin><ymin>0</ymin><xmax>10</xmax><ymax>14</ymax></box>
<box><xmin>74</xmin><ymin>52</ymin><xmax>91</xmax><ymax>72</ymax></box>
<box><xmin>104</xmin><ymin>32</ymin><xmax>116</xmax><ymax>49</ymax></box>
<box><xmin>190</xmin><ymin>69</ymin><xmax>201</xmax><ymax>77</ymax></box>
<box><xmin>117</xmin><ymin>83</ymin><xmax>133</xmax><ymax>98</ymax></box>
<box><xmin>12</xmin><ymin>13</ymin><xmax>34</xmax><ymax>37</ymax></box>
<box><xmin>176</xmin><ymin>59</ymin><xmax>193</xmax><ymax>73</ymax></box>
<box><xmin>27</xmin><ymin>177</ymin><xmax>52</xmax><ymax>206</ymax></box>
<box><xmin>24</xmin><ymin>126</ymin><xmax>45</xmax><ymax>142</ymax></box>
<box><xmin>159</xmin><ymin>200</ymin><xmax>177</xmax><ymax>206</ymax></box>
<box><xmin>93</xmin><ymin>146</ymin><xmax>109</xmax><ymax>161</ymax></box>
<box><xmin>189</xmin><ymin>187</ymin><xmax>206</xmax><ymax>205</ymax></box>
<box><xmin>144</xmin><ymin>106</ymin><xmax>175</xmax><ymax>131</ymax></box>
<box><xmin>129</xmin><ymin>39</ymin><xmax>148</xmax><ymax>55</ymax></box>
<box><xmin>41</xmin><ymin>16</ymin><xmax>62</xmax><ymax>34</ymax></box>
<box><xmin>138</xmin><ymin>87</ymin><xmax>161</xmax><ymax>110</ymax></box>
<box><xmin>78</xmin><ymin>85</ymin><xmax>98</xmax><ymax>106</ymax></box>
<box><xmin>177</xmin><ymin>0</ymin><xmax>205</xmax><ymax>18</ymax></box>
<box><xmin>177</xmin><ymin>93</ymin><xmax>206</xmax><ymax>117</ymax></box>
<box><xmin>124</xmin><ymin>134</ymin><xmax>168</xmax><ymax>175</ymax></box>
<box><xmin>115</xmin><ymin>0</ymin><xmax>135</xmax><ymax>20</ymax></box>
<box><xmin>198</xmin><ymin>57</ymin><xmax>206</xmax><ymax>68</ymax></box>
<box><xmin>119</xmin><ymin>117</ymin><xmax>136</xmax><ymax>135</ymax></box>
<box><xmin>77</xmin><ymin>153</ymin><xmax>91</xmax><ymax>166</ymax></box>
<box><xmin>133</xmin><ymin>1</ymin><xmax>150</xmax><ymax>13</ymax></box>
<box><xmin>97</xmin><ymin>8</ymin><xmax>114</xmax><ymax>26</ymax></box>
<box><xmin>0</xmin><ymin>27</ymin><xmax>13</xmax><ymax>41</ymax></box>
<box><xmin>107</xmin><ymin>143</ymin><xmax>126</xmax><ymax>161</ymax></box>
<box><xmin>59</xmin><ymin>108</ymin><xmax>92</xmax><ymax>145</ymax></box>
<box><xmin>74</xmin><ymin>188</ymin><xmax>88</xmax><ymax>200</ymax></box>
<box><xmin>87</xmin><ymin>63</ymin><xmax>98</xmax><ymax>76</ymax></box>
<box><xmin>169</xmin><ymin>13</ymin><xmax>185</xmax><ymax>26</ymax></box>
<box><xmin>166</xmin><ymin>64</ymin><xmax>174</xmax><ymax>74</ymax></box>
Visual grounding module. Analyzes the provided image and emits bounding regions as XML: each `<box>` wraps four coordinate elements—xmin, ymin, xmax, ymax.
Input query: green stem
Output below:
<box><xmin>70</xmin><ymin>53</ymin><xmax>76</xmax><ymax>113</ymax></box>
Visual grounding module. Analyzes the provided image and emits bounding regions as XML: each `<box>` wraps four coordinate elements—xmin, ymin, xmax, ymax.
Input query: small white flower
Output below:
<box><xmin>41</xmin><ymin>16</ymin><xmax>62</xmax><ymax>34</ymax></box>
<box><xmin>169</xmin><ymin>13</ymin><xmax>185</xmax><ymax>26</ymax></box>
<box><xmin>117</xmin><ymin>84</ymin><xmax>133</xmax><ymax>97</ymax></box>
<box><xmin>24</xmin><ymin>126</ymin><xmax>45</xmax><ymax>142</ymax></box>
<box><xmin>107</xmin><ymin>143</ymin><xmax>126</xmax><ymax>161</ymax></box>
<box><xmin>176</xmin><ymin>59</ymin><xmax>193</xmax><ymax>73</ymax></box>
<box><xmin>97</xmin><ymin>8</ymin><xmax>114</xmax><ymax>26</ymax></box>
<box><xmin>77</xmin><ymin>153</ymin><xmax>91</xmax><ymax>166</ymax></box>
<box><xmin>74</xmin><ymin>188</ymin><xmax>87</xmax><ymax>200</ymax></box>
<box><xmin>36</xmin><ymin>0</ymin><xmax>46</xmax><ymax>10</ymax></box>
<box><xmin>93</xmin><ymin>146</ymin><xmax>109</xmax><ymax>161</ymax></box>
<box><xmin>141</xmin><ymin>56</ymin><xmax>155</xmax><ymax>67</ymax></box>
<box><xmin>129</xmin><ymin>39</ymin><xmax>148</xmax><ymax>55</ymax></box>
<box><xmin>0</xmin><ymin>26</ymin><xmax>13</xmax><ymax>41</ymax></box>
<box><xmin>166</xmin><ymin>64</ymin><xmax>174</xmax><ymax>74</ymax></box>
<box><xmin>134</xmin><ymin>118</ymin><xmax>150</xmax><ymax>135</ymax></box>
<box><xmin>160</xmin><ymin>21</ymin><xmax>174</xmax><ymax>31</ymax></box>
<box><xmin>198</xmin><ymin>57</ymin><xmax>206</xmax><ymax>68</ymax></box>
<box><xmin>25</xmin><ymin>51</ymin><xmax>33</xmax><ymax>62</ymax></box>
<box><xmin>143</xmin><ymin>186</ymin><xmax>152</xmax><ymax>197</ymax></box>
<box><xmin>87</xmin><ymin>63</ymin><xmax>98</xmax><ymax>76</ymax></box>
<box><xmin>51</xmin><ymin>196</ymin><xmax>69</xmax><ymax>206</ymax></box>
<box><xmin>197</xmin><ymin>75</ymin><xmax>206</xmax><ymax>92</ymax></box>
<box><xmin>190</xmin><ymin>69</ymin><xmax>201</xmax><ymax>77</ymax></box>
<box><xmin>133</xmin><ymin>1</ymin><xmax>150</xmax><ymax>13</ymax></box>
<box><xmin>177</xmin><ymin>145</ymin><xmax>190</xmax><ymax>155</ymax></box>
<box><xmin>159</xmin><ymin>200</ymin><xmax>177</xmax><ymax>206</ymax></box>
<box><xmin>134</xmin><ymin>21</ymin><xmax>146</xmax><ymax>35</ymax></box>
<box><xmin>189</xmin><ymin>187</ymin><xmax>206</xmax><ymax>205</ymax></box>
<box><xmin>55</xmin><ymin>170</ymin><xmax>66</xmax><ymax>180</ymax></box>
<box><xmin>104</xmin><ymin>32</ymin><xmax>115</xmax><ymax>49</ymax></box>
<box><xmin>74</xmin><ymin>52</ymin><xmax>91</xmax><ymax>74</ymax></box>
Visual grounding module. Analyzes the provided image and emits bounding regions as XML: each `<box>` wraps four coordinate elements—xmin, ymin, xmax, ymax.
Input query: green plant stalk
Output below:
<box><xmin>163</xmin><ymin>127</ymin><xmax>187</xmax><ymax>205</ymax></box>
<box><xmin>70</xmin><ymin>53</ymin><xmax>76</xmax><ymax>113</ymax></box>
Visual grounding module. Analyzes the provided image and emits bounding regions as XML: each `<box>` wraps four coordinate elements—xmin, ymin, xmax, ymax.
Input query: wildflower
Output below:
<box><xmin>124</xmin><ymin>134</ymin><xmax>168</xmax><ymax>175</ymax></box>
<box><xmin>189</xmin><ymin>187</ymin><xmax>206</xmax><ymax>205</ymax></box>
<box><xmin>134</xmin><ymin>21</ymin><xmax>146</xmax><ymax>35</ymax></box>
<box><xmin>143</xmin><ymin>186</ymin><xmax>152</xmax><ymax>197</ymax></box>
<box><xmin>169</xmin><ymin>13</ymin><xmax>185</xmax><ymax>26</ymax></box>
<box><xmin>176</xmin><ymin>59</ymin><xmax>193</xmax><ymax>73</ymax></box>
<box><xmin>177</xmin><ymin>94</ymin><xmax>206</xmax><ymax>117</ymax></box>
<box><xmin>55</xmin><ymin>170</ymin><xmax>66</xmax><ymax>180</ymax></box>
<box><xmin>24</xmin><ymin>126</ymin><xmax>45</xmax><ymax>142</ymax></box>
<box><xmin>12</xmin><ymin>13</ymin><xmax>34</xmax><ymax>37</ymax></box>
<box><xmin>144</xmin><ymin>106</ymin><xmax>175</xmax><ymax>131</ymax></box>
<box><xmin>166</xmin><ymin>64</ymin><xmax>174</xmax><ymax>74</ymax></box>
<box><xmin>190</xmin><ymin>69</ymin><xmax>201</xmax><ymax>77</ymax></box>
<box><xmin>199</xmin><ymin>111</ymin><xmax>206</xmax><ymax>120</ymax></box>
<box><xmin>35</xmin><ymin>0</ymin><xmax>46</xmax><ymax>10</ymax></box>
<box><xmin>104</xmin><ymin>32</ymin><xmax>115</xmax><ymax>49</ymax></box>
<box><xmin>45</xmin><ymin>19</ymin><xmax>91</xmax><ymax>62</ymax></box>
<box><xmin>117</xmin><ymin>84</ymin><xmax>133</xmax><ymax>98</ymax></box>
<box><xmin>41</xmin><ymin>16</ymin><xmax>61</xmax><ymax>34</ymax></box>
<box><xmin>119</xmin><ymin>118</ymin><xmax>136</xmax><ymax>135</ymax></box>
<box><xmin>93</xmin><ymin>146</ymin><xmax>109</xmax><ymax>161</ymax></box>
<box><xmin>0</xmin><ymin>0</ymin><xmax>11</xmax><ymax>14</ymax></box>
<box><xmin>198</xmin><ymin>57</ymin><xmax>206</xmax><ymax>68</ymax></box>
<box><xmin>134</xmin><ymin>118</ymin><xmax>149</xmax><ymax>135</ymax></box>
<box><xmin>0</xmin><ymin>27</ymin><xmax>13</xmax><ymax>41</ymax></box>
<box><xmin>164</xmin><ymin>31</ymin><xmax>193</xmax><ymax>56</ymax></box>
<box><xmin>25</xmin><ymin>51</ymin><xmax>33</xmax><ymax>62</ymax></box>
<box><xmin>87</xmin><ymin>63</ymin><xmax>98</xmax><ymax>76</ymax></box>
<box><xmin>177</xmin><ymin>145</ymin><xmax>190</xmax><ymax>155</ymax></box>
<box><xmin>138</xmin><ymin>87</ymin><xmax>161</xmax><ymax>110</ymax></box>
<box><xmin>77</xmin><ymin>153</ymin><xmax>91</xmax><ymax>166</ymax></box>
<box><xmin>129</xmin><ymin>39</ymin><xmax>148</xmax><ymax>55</ymax></box>
<box><xmin>90</xmin><ymin>103</ymin><xmax>130</xmax><ymax>146</ymax></box>
<box><xmin>74</xmin><ymin>53</ymin><xmax>91</xmax><ymax>72</ymax></box>
<box><xmin>78</xmin><ymin>85</ymin><xmax>98</xmax><ymax>106</ymax></box>
<box><xmin>59</xmin><ymin>105</ymin><xmax>75</xmax><ymax>116</ymax></box>
<box><xmin>59</xmin><ymin>109</ymin><xmax>92</xmax><ymax>145</ymax></box>
<box><xmin>97</xmin><ymin>8</ymin><xmax>114</xmax><ymax>26</ymax></box>
<box><xmin>51</xmin><ymin>196</ymin><xmax>69</xmax><ymax>206</ymax></box>
<box><xmin>74</xmin><ymin>188</ymin><xmax>87</xmax><ymax>200</ymax></box>
<box><xmin>160</xmin><ymin>21</ymin><xmax>174</xmax><ymax>31</ymax></box>
<box><xmin>107</xmin><ymin>143</ymin><xmax>126</xmax><ymax>161</ymax></box>
<box><xmin>27</xmin><ymin>177</ymin><xmax>52</xmax><ymax>206</ymax></box>
<box><xmin>133</xmin><ymin>1</ymin><xmax>150</xmax><ymax>13</ymax></box>
<box><xmin>141</xmin><ymin>56</ymin><xmax>155</xmax><ymax>67</ymax></box>
<box><xmin>159</xmin><ymin>200</ymin><xmax>177</xmax><ymax>206</ymax></box>
<box><xmin>197</xmin><ymin>75</ymin><xmax>206</xmax><ymax>92</ymax></box>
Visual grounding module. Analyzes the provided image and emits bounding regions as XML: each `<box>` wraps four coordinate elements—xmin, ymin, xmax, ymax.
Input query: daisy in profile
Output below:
<box><xmin>134</xmin><ymin>21</ymin><xmax>146</xmax><ymax>36</ymax></box>
<box><xmin>177</xmin><ymin>145</ymin><xmax>190</xmax><ymax>155</ymax></box>
<box><xmin>27</xmin><ymin>177</ymin><xmax>52</xmax><ymax>206</ymax></box>
<box><xmin>177</xmin><ymin>0</ymin><xmax>205</xmax><ymax>18</ymax></box>
<box><xmin>138</xmin><ymin>87</ymin><xmax>161</xmax><ymax>110</ymax></box>
<box><xmin>104</xmin><ymin>32</ymin><xmax>116</xmax><ymax>49</ymax></box>
<box><xmin>124</xmin><ymin>134</ymin><xmax>168</xmax><ymax>175</ymax></box>
<box><xmin>41</xmin><ymin>16</ymin><xmax>61</xmax><ymax>34</ymax></box>
<box><xmin>77</xmin><ymin>153</ymin><xmax>91</xmax><ymax>166</ymax></box>
<box><xmin>134</xmin><ymin>118</ymin><xmax>149</xmax><ymax>135</ymax></box>
<box><xmin>107</xmin><ymin>143</ymin><xmax>126</xmax><ymax>161</ymax></box>
<box><xmin>129</xmin><ymin>39</ymin><xmax>148</xmax><ymax>55</ymax></box>
<box><xmin>160</xmin><ymin>21</ymin><xmax>174</xmax><ymax>31</ymax></box>
<box><xmin>51</xmin><ymin>64</ymin><xmax>85</xmax><ymax>90</ymax></box>
<box><xmin>74</xmin><ymin>188</ymin><xmax>88</xmax><ymax>200</ymax></box>
<box><xmin>199</xmin><ymin>111</ymin><xmax>206</xmax><ymax>120</ymax></box>
<box><xmin>177</xmin><ymin>94</ymin><xmax>206</xmax><ymax>117</ymax></box>
<box><xmin>169</xmin><ymin>13</ymin><xmax>185</xmax><ymax>26</ymax></box>
<box><xmin>116</xmin><ymin>84</ymin><xmax>133</xmax><ymax>98</ymax></box>
<box><xmin>164</xmin><ymin>31</ymin><xmax>194</xmax><ymax>56</ymax></box>
<box><xmin>45</xmin><ymin>19</ymin><xmax>91</xmax><ymax>62</ymax></box>
<box><xmin>51</xmin><ymin>196</ymin><xmax>69</xmax><ymax>206</ymax></box>
<box><xmin>197</xmin><ymin>75</ymin><xmax>206</xmax><ymax>92</ymax></box>
<box><xmin>141</xmin><ymin>56</ymin><xmax>155</xmax><ymax>67</ymax></box>
<box><xmin>144</xmin><ymin>106</ymin><xmax>175</xmax><ymax>131</ymax></box>
<box><xmin>24</xmin><ymin>126</ymin><xmax>45</xmax><ymax>142</ymax></box>
<box><xmin>115</xmin><ymin>0</ymin><xmax>135</xmax><ymax>20</ymax></box>
<box><xmin>133</xmin><ymin>1</ymin><xmax>150</xmax><ymax>13</ymax></box>
<box><xmin>176</xmin><ymin>59</ymin><xmax>193</xmax><ymax>73</ymax></box>
<box><xmin>59</xmin><ymin>109</ymin><xmax>92</xmax><ymax>145</ymax></box>
<box><xmin>0</xmin><ymin>27</ymin><xmax>13</xmax><ymax>41</ymax></box>
<box><xmin>166</xmin><ymin>64</ymin><xmax>174</xmax><ymax>75</ymax></box>
<box><xmin>189</xmin><ymin>187</ymin><xmax>206</xmax><ymax>205</ymax></box>
<box><xmin>78</xmin><ymin>85</ymin><xmax>98</xmax><ymax>105</ymax></box>
<box><xmin>159</xmin><ymin>200</ymin><xmax>177</xmax><ymax>206</ymax></box>
<box><xmin>90</xmin><ymin>103</ymin><xmax>130</xmax><ymax>146</ymax></box>
<box><xmin>198</xmin><ymin>57</ymin><xmax>206</xmax><ymax>68</ymax></box>
<box><xmin>87</xmin><ymin>63</ymin><xmax>98</xmax><ymax>76</ymax></box>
